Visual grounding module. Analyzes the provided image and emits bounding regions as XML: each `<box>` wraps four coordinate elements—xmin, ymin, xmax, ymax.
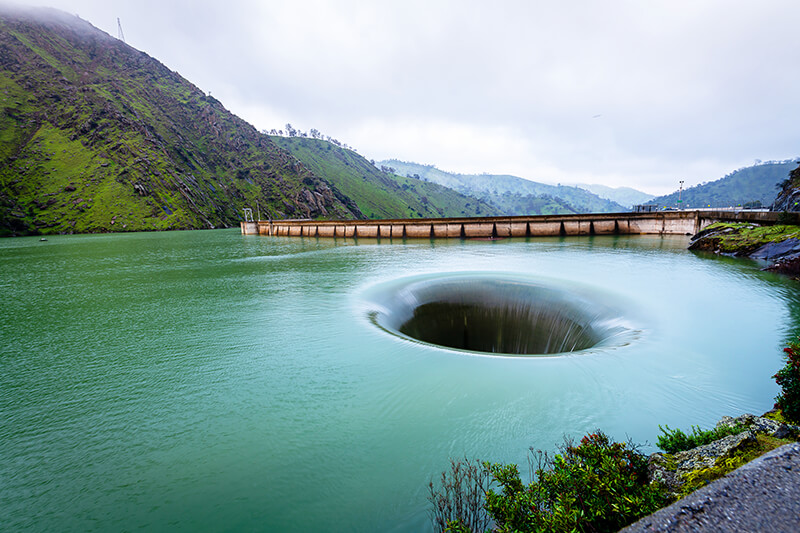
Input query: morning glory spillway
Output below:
<box><xmin>365</xmin><ymin>273</ymin><xmax>640</xmax><ymax>356</ymax></box>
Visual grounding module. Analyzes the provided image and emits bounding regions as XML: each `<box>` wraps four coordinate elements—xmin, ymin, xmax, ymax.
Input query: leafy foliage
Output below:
<box><xmin>483</xmin><ymin>432</ymin><xmax>668</xmax><ymax>533</ymax></box>
<box><xmin>774</xmin><ymin>339</ymin><xmax>800</xmax><ymax>423</ymax></box>
<box><xmin>656</xmin><ymin>423</ymin><xmax>747</xmax><ymax>454</ymax></box>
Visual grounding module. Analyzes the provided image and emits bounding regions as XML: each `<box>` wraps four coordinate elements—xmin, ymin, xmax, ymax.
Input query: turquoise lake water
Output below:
<box><xmin>1</xmin><ymin>229</ymin><xmax>798</xmax><ymax>531</ymax></box>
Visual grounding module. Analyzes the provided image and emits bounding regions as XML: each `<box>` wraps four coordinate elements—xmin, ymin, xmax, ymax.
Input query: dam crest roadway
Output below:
<box><xmin>240</xmin><ymin>210</ymin><xmax>792</xmax><ymax>239</ymax></box>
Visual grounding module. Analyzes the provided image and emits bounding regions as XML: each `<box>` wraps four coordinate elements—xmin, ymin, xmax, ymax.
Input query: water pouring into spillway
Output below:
<box><xmin>365</xmin><ymin>273</ymin><xmax>640</xmax><ymax>356</ymax></box>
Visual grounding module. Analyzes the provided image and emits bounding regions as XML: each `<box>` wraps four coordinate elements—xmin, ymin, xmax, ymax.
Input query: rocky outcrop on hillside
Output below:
<box><xmin>0</xmin><ymin>6</ymin><xmax>362</xmax><ymax>235</ymax></box>
<box><xmin>773</xmin><ymin>163</ymin><xmax>800</xmax><ymax>212</ymax></box>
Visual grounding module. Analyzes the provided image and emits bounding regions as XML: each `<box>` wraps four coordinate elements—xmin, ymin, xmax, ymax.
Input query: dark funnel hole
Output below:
<box><xmin>398</xmin><ymin>300</ymin><xmax>601</xmax><ymax>355</ymax></box>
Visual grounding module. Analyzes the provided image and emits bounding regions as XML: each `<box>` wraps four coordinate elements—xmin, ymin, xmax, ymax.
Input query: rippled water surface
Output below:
<box><xmin>2</xmin><ymin>229</ymin><xmax>798</xmax><ymax>531</ymax></box>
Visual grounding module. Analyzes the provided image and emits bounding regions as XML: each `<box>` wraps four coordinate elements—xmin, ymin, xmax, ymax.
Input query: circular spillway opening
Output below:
<box><xmin>364</xmin><ymin>273</ymin><xmax>639</xmax><ymax>356</ymax></box>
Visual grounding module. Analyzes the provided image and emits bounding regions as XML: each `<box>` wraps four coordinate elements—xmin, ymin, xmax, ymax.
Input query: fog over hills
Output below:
<box><xmin>570</xmin><ymin>184</ymin><xmax>655</xmax><ymax>208</ymax></box>
<box><xmin>379</xmin><ymin>160</ymin><xmax>628</xmax><ymax>215</ymax></box>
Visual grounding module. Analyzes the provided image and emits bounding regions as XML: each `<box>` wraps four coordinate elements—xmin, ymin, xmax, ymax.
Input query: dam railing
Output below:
<box><xmin>240</xmin><ymin>210</ymin><xmax>798</xmax><ymax>239</ymax></box>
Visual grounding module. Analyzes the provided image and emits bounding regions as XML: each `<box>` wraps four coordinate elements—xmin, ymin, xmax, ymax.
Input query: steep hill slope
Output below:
<box><xmin>0</xmin><ymin>6</ymin><xmax>361</xmax><ymax>236</ymax></box>
<box><xmin>380</xmin><ymin>160</ymin><xmax>627</xmax><ymax>215</ymax></box>
<box><xmin>270</xmin><ymin>136</ymin><xmax>499</xmax><ymax>218</ymax></box>
<box><xmin>648</xmin><ymin>160</ymin><xmax>800</xmax><ymax>209</ymax></box>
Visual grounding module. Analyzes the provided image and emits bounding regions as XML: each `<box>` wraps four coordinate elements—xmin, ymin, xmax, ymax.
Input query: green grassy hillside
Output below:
<box><xmin>0</xmin><ymin>6</ymin><xmax>360</xmax><ymax>236</ymax></box>
<box><xmin>648</xmin><ymin>160</ymin><xmax>800</xmax><ymax>209</ymax></box>
<box><xmin>270</xmin><ymin>137</ymin><xmax>499</xmax><ymax>218</ymax></box>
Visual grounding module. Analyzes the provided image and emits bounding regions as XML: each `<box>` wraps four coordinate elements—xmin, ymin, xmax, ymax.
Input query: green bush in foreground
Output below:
<box><xmin>774</xmin><ymin>339</ymin><xmax>800</xmax><ymax>423</ymax></box>
<box><xmin>656</xmin><ymin>423</ymin><xmax>747</xmax><ymax>454</ymax></box>
<box><xmin>483</xmin><ymin>432</ymin><xmax>668</xmax><ymax>533</ymax></box>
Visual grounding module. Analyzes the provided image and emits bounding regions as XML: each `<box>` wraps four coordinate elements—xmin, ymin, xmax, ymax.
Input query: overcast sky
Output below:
<box><xmin>11</xmin><ymin>0</ymin><xmax>800</xmax><ymax>194</ymax></box>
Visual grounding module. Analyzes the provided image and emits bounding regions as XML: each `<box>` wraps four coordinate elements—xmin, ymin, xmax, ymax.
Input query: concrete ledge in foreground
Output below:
<box><xmin>621</xmin><ymin>442</ymin><xmax>800</xmax><ymax>533</ymax></box>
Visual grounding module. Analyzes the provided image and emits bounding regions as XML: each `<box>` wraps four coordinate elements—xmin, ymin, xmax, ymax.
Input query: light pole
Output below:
<box><xmin>678</xmin><ymin>180</ymin><xmax>684</xmax><ymax>210</ymax></box>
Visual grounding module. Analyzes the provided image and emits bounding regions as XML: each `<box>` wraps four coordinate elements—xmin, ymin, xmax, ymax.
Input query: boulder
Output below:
<box><xmin>648</xmin><ymin>453</ymin><xmax>681</xmax><ymax>494</ymax></box>
<box><xmin>673</xmin><ymin>431</ymin><xmax>757</xmax><ymax>476</ymax></box>
<box><xmin>716</xmin><ymin>413</ymin><xmax>800</xmax><ymax>439</ymax></box>
<box><xmin>749</xmin><ymin>238</ymin><xmax>800</xmax><ymax>260</ymax></box>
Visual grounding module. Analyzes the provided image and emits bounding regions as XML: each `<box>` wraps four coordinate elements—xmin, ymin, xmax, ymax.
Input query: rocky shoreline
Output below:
<box><xmin>646</xmin><ymin>412</ymin><xmax>799</xmax><ymax>498</ymax></box>
<box><xmin>689</xmin><ymin>222</ymin><xmax>800</xmax><ymax>278</ymax></box>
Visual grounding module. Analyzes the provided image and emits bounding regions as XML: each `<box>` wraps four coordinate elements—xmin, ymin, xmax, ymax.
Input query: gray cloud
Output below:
<box><xmin>10</xmin><ymin>0</ymin><xmax>800</xmax><ymax>194</ymax></box>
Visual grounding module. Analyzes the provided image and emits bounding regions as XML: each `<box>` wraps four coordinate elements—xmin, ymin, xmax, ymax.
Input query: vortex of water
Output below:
<box><xmin>364</xmin><ymin>273</ymin><xmax>639</xmax><ymax>356</ymax></box>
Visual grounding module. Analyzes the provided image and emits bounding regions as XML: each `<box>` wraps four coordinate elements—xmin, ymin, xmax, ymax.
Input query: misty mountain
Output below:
<box><xmin>572</xmin><ymin>183</ymin><xmax>655</xmax><ymax>208</ymax></box>
<box><xmin>379</xmin><ymin>160</ymin><xmax>628</xmax><ymax>215</ymax></box>
<box><xmin>647</xmin><ymin>159</ymin><xmax>800</xmax><ymax>209</ymax></box>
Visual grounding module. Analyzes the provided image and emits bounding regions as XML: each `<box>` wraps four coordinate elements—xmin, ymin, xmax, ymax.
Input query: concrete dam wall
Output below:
<box><xmin>241</xmin><ymin>211</ymin><xmax>788</xmax><ymax>239</ymax></box>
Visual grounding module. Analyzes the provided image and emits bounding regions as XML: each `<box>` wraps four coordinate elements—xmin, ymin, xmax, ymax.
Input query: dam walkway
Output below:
<box><xmin>240</xmin><ymin>210</ymin><xmax>792</xmax><ymax>239</ymax></box>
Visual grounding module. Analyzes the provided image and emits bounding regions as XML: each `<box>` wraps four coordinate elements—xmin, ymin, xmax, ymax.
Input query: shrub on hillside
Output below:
<box><xmin>483</xmin><ymin>432</ymin><xmax>668</xmax><ymax>533</ymax></box>
<box><xmin>656</xmin><ymin>424</ymin><xmax>747</xmax><ymax>454</ymax></box>
<box><xmin>774</xmin><ymin>339</ymin><xmax>800</xmax><ymax>423</ymax></box>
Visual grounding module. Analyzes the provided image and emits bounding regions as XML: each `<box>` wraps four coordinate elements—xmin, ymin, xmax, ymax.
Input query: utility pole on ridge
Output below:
<box><xmin>117</xmin><ymin>18</ymin><xmax>126</xmax><ymax>43</ymax></box>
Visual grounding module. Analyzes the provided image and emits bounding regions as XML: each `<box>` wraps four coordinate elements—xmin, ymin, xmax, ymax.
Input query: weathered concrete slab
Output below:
<box><xmin>358</xmin><ymin>225</ymin><xmax>378</xmax><ymax>238</ymax></box>
<box><xmin>528</xmin><ymin>221</ymin><xmax>562</xmax><ymax>236</ymax></box>
<box><xmin>510</xmin><ymin>222</ymin><xmax>528</xmax><ymax>237</ymax></box>
<box><xmin>563</xmin><ymin>221</ymin><xmax>592</xmax><ymax>236</ymax></box>
<box><xmin>592</xmin><ymin>220</ymin><xmax>617</xmax><ymax>235</ymax></box>
<box><xmin>317</xmin><ymin>225</ymin><xmax>334</xmax><ymax>237</ymax></box>
<box><xmin>622</xmin><ymin>443</ymin><xmax>800</xmax><ymax>533</ymax></box>
<box><xmin>405</xmin><ymin>223</ymin><xmax>432</xmax><ymax>238</ymax></box>
<box><xmin>495</xmin><ymin>223</ymin><xmax>512</xmax><ymax>238</ymax></box>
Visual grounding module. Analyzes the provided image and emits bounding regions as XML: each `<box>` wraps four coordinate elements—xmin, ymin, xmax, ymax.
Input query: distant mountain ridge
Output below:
<box><xmin>647</xmin><ymin>159</ymin><xmax>800</xmax><ymax>209</ymax></box>
<box><xmin>571</xmin><ymin>183</ymin><xmax>655</xmax><ymax>208</ymax></box>
<box><xmin>379</xmin><ymin>160</ymin><xmax>628</xmax><ymax>215</ymax></box>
